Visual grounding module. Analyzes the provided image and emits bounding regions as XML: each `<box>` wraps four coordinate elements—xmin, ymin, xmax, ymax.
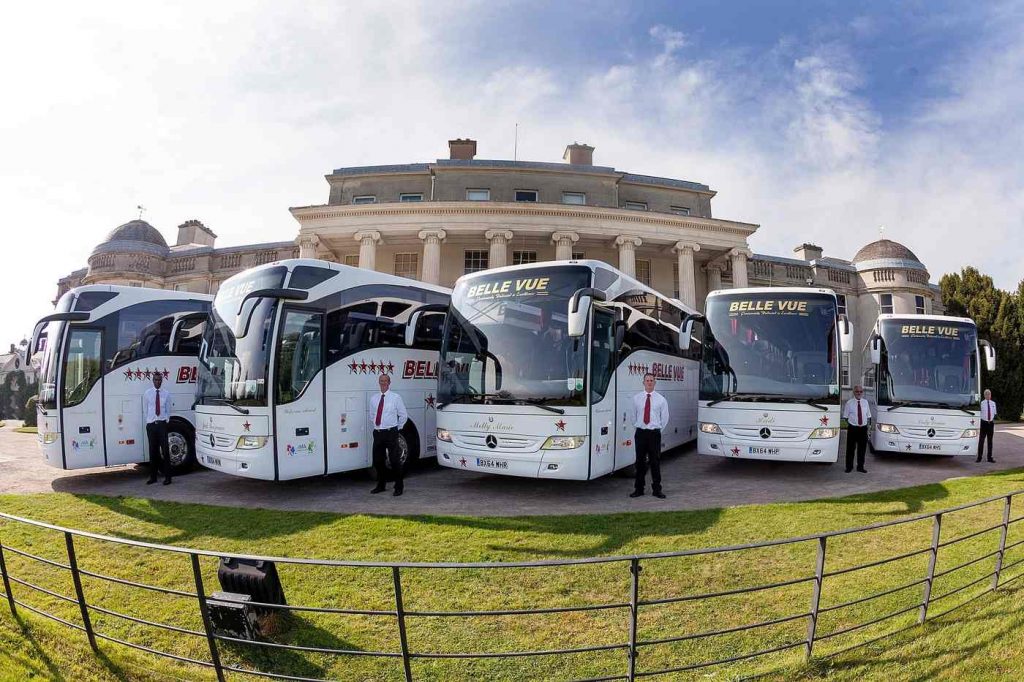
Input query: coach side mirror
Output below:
<box><xmin>869</xmin><ymin>334</ymin><xmax>881</xmax><ymax>365</ymax></box>
<box><xmin>981</xmin><ymin>340</ymin><xmax>996</xmax><ymax>372</ymax></box>
<box><xmin>838</xmin><ymin>315</ymin><xmax>854</xmax><ymax>354</ymax></box>
<box><xmin>567</xmin><ymin>288</ymin><xmax>607</xmax><ymax>338</ymax></box>
<box><xmin>405</xmin><ymin>311</ymin><xmax>421</xmax><ymax>347</ymax></box>
<box><xmin>678</xmin><ymin>313</ymin><xmax>704</xmax><ymax>352</ymax></box>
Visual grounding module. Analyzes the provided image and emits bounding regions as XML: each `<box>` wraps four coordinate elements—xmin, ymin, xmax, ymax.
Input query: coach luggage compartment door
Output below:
<box><xmin>273</xmin><ymin>309</ymin><xmax>326</xmax><ymax>479</ymax></box>
<box><xmin>60</xmin><ymin>327</ymin><xmax>107</xmax><ymax>469</ymax></box>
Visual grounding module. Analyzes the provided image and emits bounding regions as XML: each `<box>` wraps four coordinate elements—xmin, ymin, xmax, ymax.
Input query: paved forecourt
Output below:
<box><xmin>1</xmin><ymin>423</ymin><xmax>1022</xmax><ymax>517</ymax></box>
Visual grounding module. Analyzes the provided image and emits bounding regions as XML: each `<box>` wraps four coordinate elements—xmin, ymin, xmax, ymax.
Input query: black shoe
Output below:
<box><xmin>976</xmin><ymin>458</ymin><xmax>982</xmax><ymax>463</ymax></box>
<box><xmin>370</xmin><ymin>485</ymin><xmax>386</xmax><ymax>494</ymax></box>
<box><xmin>393</xmin><ymin>487</ymin><xmax>404</xmax><ymax>497</ymax></box>
<box><xmin>146</xmin><ymin>478</ymin><xmax>157</xmax><ymax>485</ymax></box>
<box><xmin>844</xmin><ymin>468</ymin><xmax>852</xmax><ymax>473</ymax></box>
<box><xmin>652</xmin><ymin>491</ymin><xmax>666</xmax><ymax>499</ymax></box>
<box><xmin>163</xmin><ymin>478</ymin><xmax>172</xmax><ymax>485</ymax></box>
<box><xmin>988</xmin><ymin>458</ymin><xmax>996</xmax><ymax>463</ymax></box>
<box><xmin>856</xmin><ymin>468</ymin><xmax>867</xmax><ymax>473</ymax></box>
<box><xmin>629</xmin><ymin>491</ymin><xmax>644</xmax><ymax>498</ymax></box>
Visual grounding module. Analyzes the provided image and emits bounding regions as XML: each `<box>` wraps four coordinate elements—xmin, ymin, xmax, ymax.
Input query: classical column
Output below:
<box><xmin>706</xmin><ymin>264</ymin><xmax>723</xmax><ymax>293</ymax></box>
<box><xmin>354</xmin><ymin>230</ymin><xmax>381</xmax><ymax>270</ymax></box>
<box><xmin>485</xmin><ymin>229</ymin><xmax>513</xmax><ymax>269</ymax></box>
<box><xmin>297</xmin><ymin>234</ymin><xmax>317</xmax><ymax>259</ymax></box>
<box><xmin>418</xmin><ymin>229</ymin><xmax>446</xmax><ymax>285</ymax></box>
<box><xmin>673</xmin><ymin>241</ymin><xmax>701</xmax><ymax>308</ymax></box>
<box><xmin>551</xmin><ymin>231</ymin><xmax>580</xmax><ymax>260</ymax></box>
<box><xmin>614</xmin><ymin>235</ymin><xmax>642</xmax><ymax>278</ymax></box>
<box><xmin>730</xmin><ymin>247</ymin><xmax>753</xmax><ymax>288</ymax></box>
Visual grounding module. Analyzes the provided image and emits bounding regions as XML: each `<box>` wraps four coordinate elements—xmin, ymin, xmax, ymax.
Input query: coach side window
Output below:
<box><xmin>325</xmin><ymin>303</ymin><xmax>377</xmax><ymax>363</ymax></box>
<box><xmin>276</xmin><ymin>309</ymin><xmax>323</xmax><ymax>404</ymax></box>
<box><xmin>106</xmin><ymin>300</ymin><xmax>211</xmax><ymax>369</ymax></box>
<box><xmin>413</xmin><ymin>312</ymin><xmax>445</xmax><ymax>351</ymax></box>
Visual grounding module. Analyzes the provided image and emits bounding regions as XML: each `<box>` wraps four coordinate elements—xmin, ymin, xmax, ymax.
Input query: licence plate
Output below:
<box><xmin>918</xmin><ymin>444</ymin><xmax>942</xmax><ymax>451</ymax></box>
<box><xmin>206</xmin><ymin>456</ymin><xmax>222</xmax><ymax>466</ymax></box>
<box><xmin>748</xmin><ymin>446</ymin><xmax>780</xmax><ymax>455</ymax></box>
<box><xmin>475</xmin><ymin>457</ymin><xmax>508</xmax><ymax>470</ymax></box>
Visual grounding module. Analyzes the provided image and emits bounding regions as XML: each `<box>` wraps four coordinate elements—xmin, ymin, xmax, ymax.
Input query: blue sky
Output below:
<box><xmin>1</xmin><ymin>1</ymin><xmax>1022</xmax><ymax>343</ymax></box>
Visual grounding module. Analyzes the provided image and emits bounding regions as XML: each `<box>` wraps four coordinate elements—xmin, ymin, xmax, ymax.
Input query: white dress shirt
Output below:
<box><xmin>980</xmin><ymin>399</ymin><xmax>997</xmax><ymax>423</ymax></box>
<box><xmin>369</xmin><ymin>390</ymin><xmax>408</xmax><ymax>430</ymax></box>
<box><xmin>843</xmin><ymin>398</ymin><xmax>871</xmax><ymax>427</ymax></box>
<box><xmin>143</xmin><ymin>387</ymin><xmax>171</xmax><ymax>424</ymax></box>
<box><xmin>632</xmin><ymin>390</ymin><xmax>669</xmax><ymax>431</ymax></box>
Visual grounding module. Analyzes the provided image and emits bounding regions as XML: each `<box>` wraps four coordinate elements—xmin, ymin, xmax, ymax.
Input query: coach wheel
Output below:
<box><xmin>384</xmin><ymin>430</ymin><xmax>419</xmax><ymax>471</ymax></box>
<box><xmin>167</xmin><ymin>423</ymin><xmax>195</xmax><ymax>475</ymax></box>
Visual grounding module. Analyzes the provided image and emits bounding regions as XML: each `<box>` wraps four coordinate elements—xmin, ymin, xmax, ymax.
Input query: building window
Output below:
<box><xmin>635</xmin><ymin>260</ymin><xmax>652</xmax><ymax>286</ymax></box>
<box><xmin>399</xmin><ymin>193</ymin><xmax>423</xmax><ymax>202</ymax></box>
<box><xmin>464</xmin><ymin>250</ymin><xmax>489</xmax><ymax>273</ymax></box>
<box><xmin>915</xmin><ymin>295</ymin><xmax>926</xmax><ymax>315</ymax></box>
<box><xmin>515</xmin><ymin>190</ymin><xmax>538</xmax><ymax>202</ymax></box>
<box><xmin>878</xmin><ymin>293</ymin><xmax>894</xmax><ymax>315</ymax></box>
<box><xmin>562</xmin><ymin>192</ymin><xmax>586</xmax><ymax>205</ymax></box>
<box><xmin>837</xmin><ymin>294</ymin><xmax>847</xmax><ymax>316</ymax></box>
<box><xmin>571</xmin><ymin>251</ymin><xmax>585</xmax><ymax>260</ymax></box>
<box><xmin>394</xmin><ymin>253</ymin><xmax>419</xmax><ymax>279</ymax></box>
<box><xmin>623</xmin><ymin>201</ymin><xmax>648</xmax><ymax>211</ymax></box>
<box><xmin>841</xmin><ymin>352</ymin><xmax>851</xmax><ymax>388</ymax></box>
<box><xmin>512</xmin><ymin>250</ymin><xmax>538</xmax><ymax>265</ymax></box>
<box><xmin>670</xmin><ymin>206</ymin><xmax>691</xmax><ymax>216</ymax></box>
<box><xmin>466</xmin><ymin>189</ymin><xmax>490</xmax><ymax>201</ymax></box>
<box><xmin>352</xmin><ymin>195</ymin><xmax>376</xmax><ymax>204</ymax></box>
<box><xmin>344</xmin><ymin>254</ymin><xmax>360</xmax><ymax>267</ymax></box>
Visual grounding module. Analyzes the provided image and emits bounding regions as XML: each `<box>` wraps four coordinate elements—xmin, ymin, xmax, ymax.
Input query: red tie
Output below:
<box><xmin>375</xmin><ymin>394</ymin><xmax>385</xmax><ymax>427</ymax></box>
<box><xmin>856</xmin><ymin>400</ymin><xmax>862</xmax><ymax>427</ymax></box>
<box><xmin>155</xmin><ymin>391</ymin><xmax>161</xmax><ymax>417</ymax></box>
<box><xmin>643</xmin><ymin>394</ymin><xmax>651</xmax><ymax>425</ymax></box>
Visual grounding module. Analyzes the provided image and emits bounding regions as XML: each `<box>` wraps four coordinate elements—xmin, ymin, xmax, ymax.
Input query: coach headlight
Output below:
<box><xmin>236</xmin><ymin>435</ymin><xmax>268</xmax><ymax>449</ymax></box>
<box><xmin>877</xmin><ymin>423</ymin><xmax>900</xmax><ymax>434</ymax></box>
<box><xmin>700</xmin><ymin>422</ymin><xmax>723</xmax><ymax>435</ymax></box>
<box><xmin>542</xmin><ymin>436</ymin><xmax>586</xmax><ymax>450</ymax></box>
<box><xmin>436</xmin><ymin>428</ymin><xmax>453</xmax><ymax>442</ymax></box>
<box><xmin>809</xmin><ymin>427</ymin><xmax>838</xmax><ymax>439</ymax></box>
<box><xmin>41</xmin><ymin>432</ymin><xmax>59</xmax><ymax>444</ymax></box>
<box><xmin>962</xmin><ymin>428</ymin><xmax>979</xmax><ymax>438</ymax></box>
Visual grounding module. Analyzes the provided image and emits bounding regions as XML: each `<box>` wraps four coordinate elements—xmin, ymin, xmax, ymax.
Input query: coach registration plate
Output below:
<box><xmin>206</xmin><ymin>456</ymin><xmax>222</xmax><ymax>466</ymax></box>
<box><xmin>476</xmin><ymin>457</ymin><xmax>509</xmax><ymax>470</ymax></box>
<box><xmin>748</xmin><ymin>446</ymin><xmax>780</xmax><ymax>455</ymax></box>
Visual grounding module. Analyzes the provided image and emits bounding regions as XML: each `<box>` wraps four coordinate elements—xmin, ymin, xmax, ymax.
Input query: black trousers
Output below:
<box><xmin>372</xmin><ymin>428</ymin><xmax>403</xmax><ymax>487</ymax></box>
<box><xmin>845</xmin><ymin>425</ymin><xmax>868</xmax><ymax>471</ymax></box>
<box><xmin>978</xmin><ymin>421</ymin><xmax>995</xmax><ymax>459</ymax></box>
<box><xmin>146</xmin><ymin>420</ymin><xmax>170</xmax><ymax>480</ymax></box>
<box><xmin>634</xmin><ymin>428</ymin><xmax>662</xmax><ymax>493</ymax></box>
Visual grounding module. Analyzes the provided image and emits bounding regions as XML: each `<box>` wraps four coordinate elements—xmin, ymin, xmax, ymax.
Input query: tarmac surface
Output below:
<box><xmin>1</xmin><ymin>422</ymin><xmax>1022</xmax><ymax>517</ymax></box>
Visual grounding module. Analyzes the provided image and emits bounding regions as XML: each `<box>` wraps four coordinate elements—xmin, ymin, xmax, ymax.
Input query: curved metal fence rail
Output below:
<box><xmin>1</xmin><ymin>489</ymin><xmax>1023</xmax><ymax>681</ymax></box>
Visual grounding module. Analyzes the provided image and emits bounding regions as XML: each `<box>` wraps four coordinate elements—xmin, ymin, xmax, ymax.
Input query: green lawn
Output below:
<box><xmin>2</xmin><ymin>470</ymin><xmax>1024</xmax><ymax>681</ymax></box>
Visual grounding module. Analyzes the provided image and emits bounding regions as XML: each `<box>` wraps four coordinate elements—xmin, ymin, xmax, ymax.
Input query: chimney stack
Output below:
<box><xmin>563</xmin><ymin>142</ymin><xmax>594</xmax><ymax>166</ymax></box>
<box><xmin>176</xmin><ymin>219</ymin><xmax>218</xmax><ymax>248</ymax></box>
<box><xmin>793</xmin><ymin>243</ymin><xmax>823</xmax><ymax>262</ymax></box>
<box><xmin>448</xmin><ymin>138</ymin><xmax>477</xmax><ymax>160</ymax></box>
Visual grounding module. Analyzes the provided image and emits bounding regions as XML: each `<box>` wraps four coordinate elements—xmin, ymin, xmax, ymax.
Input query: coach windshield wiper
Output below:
<box><xmin>205</xmin><ymin>397</ymin><xmax>250</xmax><ymax>415</ymax></box>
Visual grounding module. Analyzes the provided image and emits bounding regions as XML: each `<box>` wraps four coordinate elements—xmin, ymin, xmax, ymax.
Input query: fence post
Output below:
<box><xmin>992</xmin><ymin>495</ymin><xmax>1012</xmax><ymax>590</ymax></box>
<box><xmin>190</xmin><ymin>553</ymin><xmax>225</xmax><ymax>682</ymax></box>
<box><xmin>627</xmin><ymin>558</ymin><xmax>641</xmax><ymax>682</ymax></box>
<box><xmin>392</xmin><ymin>566</ymin><xmax>414</xmax><ymax>682</ymax></box>
<box><xmin>805</xmin><ymin>536</ymin><xmax>827</xmax><ymax>660</ymax></box>
<box><xmin>0</xmin><ymin>539</ymin><xmax>16</xmax><ymax>618</ymax></box>
<box><xmin>919</xmin><ymin>513</ymin><xmax>942</xmax><ymax>624</ymax></box>
<box><xmin>64</xmin><ymin>532</ymin><xmax>97</xmax><ymax>652</ymax></box>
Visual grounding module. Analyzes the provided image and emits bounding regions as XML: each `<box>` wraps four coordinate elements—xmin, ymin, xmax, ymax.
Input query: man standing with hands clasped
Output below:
<box><xmin>369</xmin><ymin>373</ymin><xmax>409</xmax><ymax>496</ymax></box>
<box><xmin>143</xmin><ymin>373</ymin><xmax>172</xmax><ymax>485</ymax></box>
<box><xmin>978</xmin><ymin>389</ymin><xmax>997</xmax><ymax>463</ymax></box>
<box><xmin>843</xmin><ymin>385</ymin><xmax>870</xmax><ymax>474</ymax></box>
<box><xmin>630</xmin><ymin>372</ymin><xmax>669</xmax><ymax>499</ymax></box>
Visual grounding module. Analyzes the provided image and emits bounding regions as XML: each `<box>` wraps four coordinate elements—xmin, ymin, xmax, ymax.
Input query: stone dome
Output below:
<box><xmin>851</xmin><ymin>239</ymin><xmax>920</xmax><ymax>264</ymax></box>
<box><xmin>101</xmin><ymin>220</ymin><xmax>168</xmax><ymax>249</ymax></box>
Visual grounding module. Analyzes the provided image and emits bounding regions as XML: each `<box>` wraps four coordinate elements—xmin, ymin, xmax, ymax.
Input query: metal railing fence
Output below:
<box><xmin>1</xmin><ymin>489</ymin><xmax>1023</xmax><ymax>681</ymax></box>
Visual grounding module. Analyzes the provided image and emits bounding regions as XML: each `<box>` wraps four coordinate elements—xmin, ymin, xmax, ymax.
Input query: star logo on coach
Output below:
<box><xmin>425</xmin><ymin>394</ymin><xmax>436</xmax><ymax>408</ymax></box>
<box><xmin>459</xmin><ymin>457</ymin><xmax>467</xmax><ymax>467</ymax></box>
<box><xmin>369</xmin><ymin>361</ymin><xmax>378</xmax><ymax>374</ymax></box>
<box><xmin>906</xmin><ymin>444</ymin><xmax>912</xmax><ymax>451</ymax></box>
<box><xmin>555</xmin><ymin>419</ymin><xmax>566</xmax><ymax>431</ymax></box>
<box><xmin>970</xmin><ymin>419</ymin><xmax>976</xmax><ymax>426</ymax></box>
<box><xmin>348</xmin><ymin>360</ymin><xmax>358</xmax><ymax>373</ymax></box>
<box><xmin>242</xmin><ymin>421</ymin><xmax>251</xmax><ymax>432</ymax></box>
<box><xmin>123</xmin><ymin>368</ymin><xmax>133</xmax><ymax>380</ymax></box>
<box><xmin>134</xmin><ymin>369</ymin><xmax>144</xmax><ymax>380</ymax></box>
<box><xmin>731</xmin><ymin>446</ymin><xmax>740</xmax><ymax>456</ymax></box>
<box><xmin>359</xmin><ymin>361</ymin><xmax>368</xmax><ymax>374</ymax></box>
<box><xmin>820</xmin><ymin>416</ymin><xmax>829</xmax><ymax>426</ymax></box>
<box><xmin>143</xmin><ymin>369</ymin><xmax>152</xmax><ymax>380</ymax></box>
<box><xmin>162</xmin><ymin>369</ymin><xmax>170</xmax><ymax>379</ymax></box>
<box><xmin>386</xmin><ymin>361</ymin><xmax>395</xmax><ymax>374</ymax></box>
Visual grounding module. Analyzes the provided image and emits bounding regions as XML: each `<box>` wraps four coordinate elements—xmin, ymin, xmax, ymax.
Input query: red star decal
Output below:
<box><xmin>555</xmin><ymin>419</ymin><xmax>566</xmax><ymax>431</ymax></box>
<box><xmin>459</xmin><ymin>457</ymin><xmax>467</xmax><ymax>467</ymax></box>
<box><xmin>348</xmin><ymin>360</ymin><xmax>358</xmax><ymax>373</ymax></box>
<box><xmin>242</xmin><ymin>421</ymin><xmax>251</xmax><ymax>432</ymax></box>
<box><xmin>359</xmin><ymin>361</ymin><xmax>368</xmax><ymax>373</ymax></box>
<box><xmin>134</xmin><ymin>369</ymin><xmax>144</xmax><ymax>380</ymax></box>
<box><xmin>123</xmin><ymin>368</ymin><xmax>133</xmax><ymax>380</ymax></box>
<box><xmin>731</xmin><ymin>446</ymin><xmax>740</xmax><ymax>456</ymax></box>
<box><xmin>425</xmin><ymin>394</ymin><xmax>436</xmax><ymax>408</ymax></box>
<box><xmin>162</xmin><ymin>369</ymin><xmax>170</xmax><ymax>380</ymax></box>
<box><xmin>819</xmin><ymin>416</ymin><xmax>829</xmax><ymax>426</ymax></box>
<box><xmin>970</xmin><ymin>419</ymin><xmax>976</xmax><ymax>426</ymax></box>
<box><xmin>369</xmin><ymin>361</ymin><xmax>378</xmax><ymax>374</ymax></box>
<box><xmin>386</xmin><ymin>362</ymin><xmax>395</xmax><ymax>374</ymax></box>
<box><xmin>143</xmin><ymin>369</ymin><xmax>152</xmax><ymax>380</ymax></box>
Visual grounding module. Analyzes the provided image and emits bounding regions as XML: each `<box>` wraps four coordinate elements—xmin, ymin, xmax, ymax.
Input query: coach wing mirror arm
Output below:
<box><xmin>235</xmin><ymin>288</ymin><xmax>309</xmax><ymax>337</ymax></box>
<box><xmin>29</xmin><ymin>312</ymin><xmax>90</xmax><ymax>359</ymax></box>
<box><xmin>980</xmin><ymin>340</ymin><xmax>996</xmax><ymax>372</ymax></box>
<box><xmin>678</xmin><ymin>312</ymin><xmax>705</xmax><ymax>352</ymax></box>
<box><xmin>404</xmin><ymin>303</ymin><xmax>449</xmax><ymax>347</ymax></box>
<box><xmin>169</xmin><ymin>312</ymin><xmax>207</xmax><ymax>353</ymax></box>
<box><xmin>839</xmin><ymin>314</ymin><xmax>854</xmax><ymax>354</ymax></box>
<box><xmin>869</xmin><ymin>332</ymin><xmax>882</xmax><ymax>365</ymax></box>
<box><xmin>567</xmin><ymin>288</ymin><xmax>607</xmax><ymax>338</ymax></box>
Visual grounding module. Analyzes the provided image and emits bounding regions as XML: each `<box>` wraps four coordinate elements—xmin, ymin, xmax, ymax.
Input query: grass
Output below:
<box><xmin>1</xmin><ymin>470</ymin><xmax>1024</xmax><ymax>681</ymax></box>
<box><xmin>13</xmin><ymin>426</ymin><xmax>36</xmax><ymax>434</ymax></box>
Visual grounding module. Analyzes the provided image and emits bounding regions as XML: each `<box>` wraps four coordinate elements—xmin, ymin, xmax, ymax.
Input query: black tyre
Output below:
<box><xmin>167</xmin><ymin>422</ymin><xmax>196</xmax><ymax>475</ymax></box>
